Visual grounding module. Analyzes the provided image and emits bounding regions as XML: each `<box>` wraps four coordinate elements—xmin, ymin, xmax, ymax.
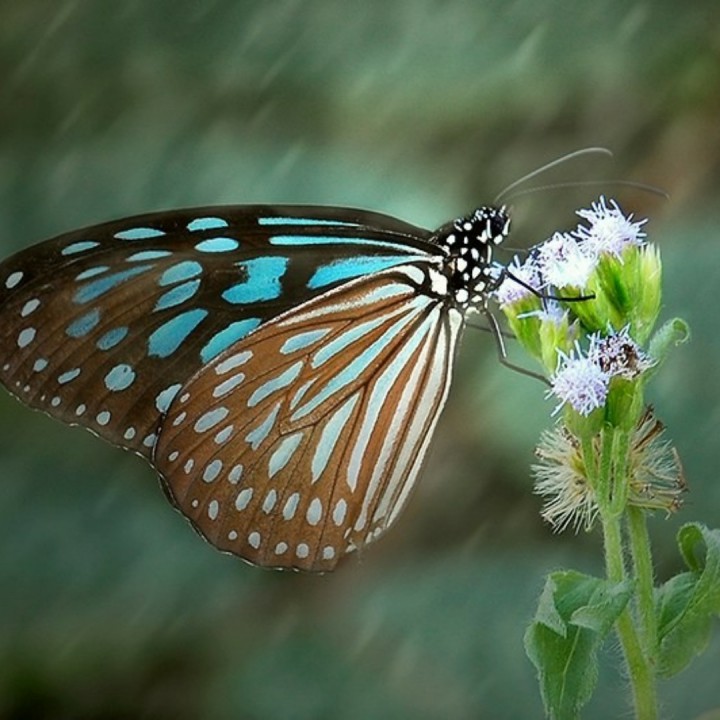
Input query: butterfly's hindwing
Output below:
<box><xmin>0</xmin><ymin>206</ymin><xmax>435</xmax><ymax>456</ymax></box>
<box><xmin>154</xmin><ymin>264</ymin><xmax>461</xmax><ymax>571</ymax></box>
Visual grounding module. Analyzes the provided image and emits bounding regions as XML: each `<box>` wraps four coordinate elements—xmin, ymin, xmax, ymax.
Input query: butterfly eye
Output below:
<box><xmin>0</xmin><ymin>204</ymin><xmax>507</xmax><ymax>571</ymax></box>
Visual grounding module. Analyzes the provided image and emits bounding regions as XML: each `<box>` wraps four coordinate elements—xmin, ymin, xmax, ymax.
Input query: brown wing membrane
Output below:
<box><xmin>0</xmin><ymin>205</ymin><xmax>435</xmax><ymax>458</ymax></box>
<box><xmin>154</xmin><ymin>264</ymin><xmax>462</xmax><ymax>571</ymax></box>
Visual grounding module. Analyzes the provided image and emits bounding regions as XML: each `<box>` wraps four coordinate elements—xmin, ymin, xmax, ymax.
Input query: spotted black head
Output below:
<box><xmin>433</xmin><ymin>206</ymin><xmax>511</xmax><ymax>308</ymax></box>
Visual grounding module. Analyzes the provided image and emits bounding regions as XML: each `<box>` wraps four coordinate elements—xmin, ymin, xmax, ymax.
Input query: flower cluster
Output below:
<box><xmin>533</xmin><ymin>407</ymin><xmax>685</xmax><ymax>531</ymax></box>
<box><xmin>494</xmin><ymin>196</ymin><xmax>687</xmax><ymax>529</ymax></box>
<box><xmin>550</xmin><ymin>327</ymin><xmax>654</xmax><ymax>419</ymax></box>
<box><xmin>494</xmin><ymin>195</ymin><xmax>662</xmax><ymax>418</ymax></box>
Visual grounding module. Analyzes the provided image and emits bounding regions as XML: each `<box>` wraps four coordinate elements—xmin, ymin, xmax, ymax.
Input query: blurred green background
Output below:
<box><xmin>1</xmin><ymin>2</ymin><xmax>719</xmax><ymax>718</ymax></box>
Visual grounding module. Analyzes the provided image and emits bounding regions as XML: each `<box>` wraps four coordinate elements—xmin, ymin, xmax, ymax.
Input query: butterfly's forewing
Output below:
<box><xmin>154</xmin><ymin>264</ymin><xmax>462</xmax><ymax>571</ymax></box>
<box><xmin>0</xmin><ymin>205</ymin><xmax>433</xmax><ymax>457</ymax></box>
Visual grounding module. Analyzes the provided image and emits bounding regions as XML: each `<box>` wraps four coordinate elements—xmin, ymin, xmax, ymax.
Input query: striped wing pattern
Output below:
<box><xmin>155</xmin><ymin>264</ymin><xmax>462</xmax><ymax>571</ymax></box>
<box><xmin>0</xmin><ymin>201</ymin><xmax>508</xmax><ymax>571</ymax></box>
<box><xmin>0</xmin><ymin>206</ymin><xmax>432</xmax><ymax>458</ymax></box>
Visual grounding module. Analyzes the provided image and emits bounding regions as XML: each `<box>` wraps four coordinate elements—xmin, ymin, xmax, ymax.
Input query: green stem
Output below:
<box><xmin>580</xmin><ymin>433</ymin><xmax>598</xmax><ymax>488</ymax></box>
<box><xmin>597</xmin><ymin>426</ymin><xmax>615</xmax><ymax>507</ymax></box>
<box><xmin>627</xmin><ymin>506</ymin><xmax>658</xmax><ymax>664</ymax></box>
<box><xmin>597</xmin><ymin>427</ymin><xmax>658</xmax><ymax>720</ymax></box>
<box><xmin>610</xmin><ymin>430</ymin><xmax>631</xmax><ymax>515</ymax></box>
<box><xmin>600</xmin><ymin>510</ymin><xmax>658</xmax><ymax>719</ymax></box>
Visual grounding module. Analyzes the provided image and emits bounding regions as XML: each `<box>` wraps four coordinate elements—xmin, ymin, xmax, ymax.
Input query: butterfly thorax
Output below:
<box><xmin>430</xmin><ymin>206</ymin><xmax>510</xmax><ymax>310</ymax></box>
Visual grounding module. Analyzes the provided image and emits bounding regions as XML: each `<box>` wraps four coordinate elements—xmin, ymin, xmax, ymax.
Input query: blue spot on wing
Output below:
<box><xmin>258</xmin><ymin>217</ymin><xmax>361</xmax><ymax>227</ymax></box>
<box><xmin>154</xmin><ymin>279</ymin><xmax>201</xmax><ymax>311</ymax></box>
<box><xmin>104</xmin><ymin>364</ymin><xmax>136</xmax><ymax>391</ymax></box>
<box><xmin>308</xmin><ymin>255</ymin><xmax>423</xmax><ymax>289</ymax></box>
<box><xmin>155</xmin><ymin>383</ymin><xmax>182</xmax><ymax>413</ymax></box>
<box><xmin>58</xmin><ymin>368</ymin><xmax>82</xmax><ymax>384</ymax></box>
<box><xmin>97</xmin><ymin>327</ymin><xmax>129</xmax><ymax>350</ymax></box>
<box><xmin>268</xmin><ymin>235</ymin><xmax>420</xmax><ymax>252</ymax></box>
<box><xmin>200</xmin><ymin>318</ymin><xmax>262</xmax><ymax>362</ymax></box>
<box><xmin>75</xmin><ymin>266</ymin><xmax>109</xmax><ymax>280</ymax></box>
<box><xmin>159</xmin><ymin>261</ymin><xmax>203</xmax><ymax>286</ymax></box>
<box><xmin>66</xmin><ymin>309</ymin><xmax>101</xmax><ymax>338</ymax></box>
<box><xmin>61</xmin><ymin>241</ymin><xmax>100</xmax><ymax>256</ymax></box>
<box><xmin>195</xmin><ymin>237</ymin><xmax>239</xmax><ymax>253</ymax></box>
<box><xmin>114</xmin><ymin>227</ymin><xmax>166</xmax><ymax>240</ymax></box>
<box><xmin>126</xmin><ymin>250</ymin><xmax>173</xmax><ymax>262</ymax></box>
<box><xmin>187</xmin><ymin>217</ymin><xmax>229</xmax><ymax>232</ymax></box>
<box><xmin>74</xmin><ymin>265</ymin><xmax>154</xmax><ymax>304</ymax></box>
<box><xmin>222</xmin><ymin>257</ymin><xmax>288</xmax><ymax>304</ymax></box>
<box><xmin>148</xmin><ymin>309</ymin><xmax>209</xmax><ymax>358</ymax></box>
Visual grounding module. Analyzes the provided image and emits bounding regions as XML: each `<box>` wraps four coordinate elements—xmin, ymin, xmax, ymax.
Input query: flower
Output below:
<box><xmin>533</xmin><ymin>426</ymin><xmax>599</xmax><ymax>531</ymax></box>
<box><xmin>574</xmin><ymin>196</ymin><xmax>647</xmax><ymax>258</ymax></box>
<box><xmin>532</xmin><ymin>408</ymin><xmax>685</xmax><ymax>533</ymax></box>
<box><xmin>519</xmin><ymin>299</ymin><xmax>567</xmax><ymax>324</ymax></box>
<box><xmin>549</xmin><ymin>345</ymin><xmax>610</xmax><ymax>416</ymax></box>
<box><xmin>629</xmin><ymin>407</ymin><xmax>686</xmax><ymax>512</ymax></box>
<box><xmin>493</xmin><ymin>256</ymin><xmax>542</xmax><ymax>307</ymax></box>
<box><xmin>588</xmin><ymin>326</ymin><xmax>655</xmax><ymax>380</ymax></box>
<box><xmin>535</xmin><ymin>231</ymin><xmax>597</xmax><ymax>289</ymax></box>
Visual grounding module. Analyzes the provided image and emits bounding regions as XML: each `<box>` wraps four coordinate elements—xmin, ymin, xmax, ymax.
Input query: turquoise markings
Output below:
<box><xmin>148</xmin><ymin>308</ymin><xmax>209</xmax><ymax>358</ymax></box>
<box><xmin>96</xmin><ymin>327</ymin><xmax>129</xmax><ymax>351</ymax></box>
<box><xmin>73</xmin><ymin>265</ymin><xmax>154</xmax><ymax>304</ymax></box>
<box><xmin>195</xmin><ymin>237</ymin><xmax>239</xmax><ymax>253</ymax></box>
<box><xmin>258</xmin><ymin>217</ymin><xmax>361</xmax><ymax>227</ymax></box>
<box><xmin>159</xmin><ymin>260</ymin><xmax>203</xmax><ymax>286</ymax></box>
<box><xmin>154</xmin><ymin>279</ymin><xmax>201</xmax><ymax>311</ymax></box>
<box><xmin>308</xmin><ymin>255</ymin><xmax>419</xmax><ymax>289</ymax></box>
<box><xmin>61</xmin><ymin>241</ymin><xmax>100</xmax><ymax>256</ymax></box>
<box><xmin>222</xmin><ymin>257</ymin><xmax>288</xmax><ymax>304</ymax></box>
<box><xmin>66</xmin><ymin>309</ymin><xmax>101</xmax><ymax>338</ymax></box>
<box><xmin>104</xmin><ymin>364</ymin><xmax>136</xmax><ymax>392</ymax></box>
<box><xmin>187</xmin><ymin>217</ymin><xmax>229</xmax><ymax>232</ymax></box>
<box><xmin>200</xmin><ymin>318</ymin><xmax>262</xmax><ymax>363</ymax></box>
<box><xmin>114</xmin><ymin>227</ymin><xmax>166</xmax><ymax>240</ymax></box>
<box><xmin>268</xmin><ymin>235</ymin><xmax>413</xmax><ymax>252</ymax></box>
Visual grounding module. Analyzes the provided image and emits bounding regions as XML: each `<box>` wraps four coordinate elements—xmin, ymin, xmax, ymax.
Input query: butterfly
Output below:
<box><xmin>0</xmin><ymin>203</ymin><xmax>511</xmax><ymax>571</ymax></box>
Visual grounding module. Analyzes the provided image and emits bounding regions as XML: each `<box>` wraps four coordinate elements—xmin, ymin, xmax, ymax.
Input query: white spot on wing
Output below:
<box><xmin>21</xmin><ymin>299</ymin><xmax>40</xmax><ymax>316</ymax></box>
<box><xmin>212</xmin><ymin>372</ymin><xmax>245</xmax><ymax>398</ymax></box>
<box><xmin>262</xmin><ymin>489</ymin><xmax>277</xmax><ymax>513</ymax></box>
<box><xmin>17</xmin><ymin>327</ymin><xmax>36</xmax><ymax>348</ymax></box>
<box><xmin>194</xmin><ymin>406</ymin><xmax>229</xmax><ymax>432</ymax></box>
<box><xmin>333</xmin><ymin>499</ymin><xmax>347</xmax><ymax>526</ymax></box>
<box><xmin>306</xmin><ymin>498</ymin><xmax>323</xmax><ymax>526</ymax></box>
<box><xmin>282</xmin><ymin>492</ymin><xmax>300</xmax><ymax>520</ymax></box>
<box><xmin>5</xmin><ymin>271</ymin><xmax>23</xmax><ymax>289</ymax></box>
<box><xmin>228</xmin><ymin>464</ymin><xmax>244</xmax><ymax>484</ymax></box>
<box><xmin>203</xmin><ymin>459</ymin><xmax>223</xmax><ymax>483</ymax></box>
<box><xmin>215</xmin><ymin>350</ymin><xmax>253</xmax><ymax>375</ymax></box>
<box><xmin>235</xmin><ymin>487</ymin><xmax>253</xmax><ymax>511</ymax></box>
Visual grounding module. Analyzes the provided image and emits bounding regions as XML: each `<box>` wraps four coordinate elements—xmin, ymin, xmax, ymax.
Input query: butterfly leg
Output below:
<box><xmin>483</xmin><ymin>308</ymin><xmax>551</xmax><ymax>386</ymax></box>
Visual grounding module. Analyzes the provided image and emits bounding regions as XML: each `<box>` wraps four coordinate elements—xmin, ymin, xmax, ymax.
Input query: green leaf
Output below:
<box><xmin>524</xmin><ymin>570</ymin><xmax>632</xmax><ymax>719</ymax></box>
<box><xmin>656</xmin><ymin>523</ymin><xmax>720</xmax><ymax>677</ymax></box>
<box><xmin>646</xmin><ymin>317</ymin><xmax>690</xmax><ymax>376</ymax></box>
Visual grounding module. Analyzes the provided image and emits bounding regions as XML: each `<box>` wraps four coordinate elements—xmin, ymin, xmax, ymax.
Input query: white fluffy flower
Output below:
<box><xmin>549</xmin><ymin>345</ymin><xmax>610</xmax><ymax>416</ymax></box>
<box><xmin>574</xmin><ymin>196</ymin><xmax>647</xmax><ymax>258</ymax></box>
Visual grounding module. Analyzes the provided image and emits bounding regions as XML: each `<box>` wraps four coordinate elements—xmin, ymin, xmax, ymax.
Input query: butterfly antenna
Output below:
<box><xmin>494</xmin><ymin>147</ymin><xmax>613</xmax><ymax>204</ymax></box>
<box><xmin>501</xmin><ymin>179</ymin><xmax>669</xmax><ymax>203</ymax></box>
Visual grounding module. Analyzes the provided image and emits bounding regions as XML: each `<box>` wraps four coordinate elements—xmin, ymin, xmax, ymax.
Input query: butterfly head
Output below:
<box><xmin>436</xmin><ymin>206</ymin><xmax>511</xmax><ymax>308</ymax></box>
